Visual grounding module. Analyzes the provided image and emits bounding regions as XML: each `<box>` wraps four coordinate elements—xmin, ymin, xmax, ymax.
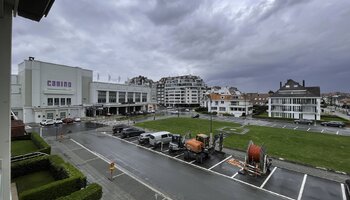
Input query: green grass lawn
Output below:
<box><xmin>135</xmin><ymin>117</ymin><xmax>240</xmax><ymax>135</ymax></box>
<box><xmin>224</xmin><ymin>125</ymin><xmax>350</xmax><ymax>173</ymax></box>
<box><xmin>11</xmin><ymin>140</ymin><xmax>39</xmax><ymax>156</ymax></box>
<box><xmin>321</xmin><ymin>115</ymin><xmax>349</xmax><ymax>122</ymax></box>
<box><xmin>12</xmin><ymin>170</ymin><xmax>55</xmax><ymax>193</ymax></box>
<box><xmin>136</xmin><ymin>117</ymin><xmax>350</xmax><ymax>173</ymax></box>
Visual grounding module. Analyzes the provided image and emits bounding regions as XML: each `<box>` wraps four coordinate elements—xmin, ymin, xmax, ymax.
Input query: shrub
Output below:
<box><xmin>194</xmin><ymin>107</ymin><xmax>208</xmax><ymax>113</ymax></box>
<box><xmin>31</xmin><ymin>132</ymin><xmax>51</xmax><ymax>154</ymax></box>
<box><xmin>12</xmin><ymin>155</ymin><xmax>87</xmax><ymax>200</ymax></box>
<box><xmin>57</xmin><ymin>183</ymin><xmax>103</xmax><ymax>200</ymax></box>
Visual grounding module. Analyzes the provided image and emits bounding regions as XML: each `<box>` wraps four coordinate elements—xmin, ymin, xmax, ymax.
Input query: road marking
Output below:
<box><xmin>70</xmin><ymin>138</ymin><xmax>172</xmax><ymax>200</ymax></box>
<box><xmin>282</xmin><ymin>125</ymin><xmax>286</xmax><ymax>128</ymax></box>
<box><xmin>208</xmin><ymin>155</ymin><xmax>232</xmax><ymax>170</ymax></box>
<box><xmin>297</xmin><ymin>174</ymin><xmax>307</xmax><ymax>200</ymax></box>
<box><xmin>321</xmin><ymin>129</ymin><xmax>324</xmax><ymax>133</ymax></box>
<box><xmin>294</xmin><ymin>126</ymin><xmax>298</xmax><ymax>130</ymax></box>
<box><xmin>336</xmin><ymin>131</ymin><xmax>339</xmax><ymax>135</ymax></box>
<box><xmin>112</xmin><ymin>172</ymin><xmax>125</xmax><ymax>179</ymax></box>
<box><xmin>231</xmin><ymin>172</ymin><xmax>238</xmax><ymax>178</ymax></box>
<box><xmin>341</xmin><ymin>183</ymin><xmax>346</xmax><ymax>200</ymax></box>
<box><xmin>189</xmin><ymin>160</ymin><xmax>196</xmax><ymax>164</ymax></box>
<box><xmin>307</xmin><ymin>128</ymin><xmax>310</xmax><ymax>132</ymax></box>
<box><xmin>174</xmin><ymin>153</ymin><xmax>183</xmax><ymax>158</ymax></box>
<box><xmin>260</xmin><ymin>167</ymin><xmax>277</xmax><ymax>188</ymax></box>
<box><xmin>100</xmin><ymin>132</ymin><xmax>295</xmax><ymax>200</ymax></box>
<box><xmin>162</xmin><ymin>149</ymin><xmax>169</xmax><ymax>153</ymax></box>
<box><xmin>130</xmin><ymin>139</ymin><xmax>139</xmax><ymax>143</ymax></box>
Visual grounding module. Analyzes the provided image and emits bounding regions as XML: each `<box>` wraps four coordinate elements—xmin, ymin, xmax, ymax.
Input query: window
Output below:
<box><xmin>135</xmin><ymin>92</ymin><xmax>141</xmax><ymax>102</ymax></box>
<box><xmin>54</xmin><ymin>98</ymin><xmax>59</xmax><ymax>106</ymax></box>
<box><xmin>211</xmin><ymin>107</ymin><xmax>217</xmax><ymax>110</ymax></box>
<box><xmin>60</xmin><ymin>112</ymin><xmax>66</xmax><ymax>118</ymax></box>
<box><xmin>119</xmin><ymin>92</ymin><xmax>126</xmax><ymax>103</ymax></box>
<box><xmin>127</xmin><ymin>92</ymin><xmax>134</xmax><ymax>103</ymax></box>
<box><xmin>219</xmin><ymin>107</ymin><xmax>226</xmax><ymax>111</ymax></box>
<box><xmin>109</xmin><ymin>91</ymin><xmax>116</xmax><ymax>103</ymax></box>
<box><xmin>67</xmin><ymin>98</ymin><xmax>71</xmax><ymax>105</ymax></box>
<box><xmin>47</xmin><ymin>113</ymin><xmax>54</xmax><ymax>119</ymax></box>
<box><xmin>221</xmin><ymin>101</ymin><xmax>224</xmax><ymax>104</ymax></box>
<box><xmin>98</xmin><ymin>91</ymin><xmax>106</xmax><ymax>103</ymax></box>
<box><xmin>48</xmin><ymin>98</ymin><xmax>53</xmax><ymax>106</ymax></box>
<box><xmin>142</xmin><ymin>93</ymin><xmax>147</xmax><ymax>102</ymax></box>
<box><xmin>215</xmin><ymin>101</ymin><xmax>218</xmax><ymax>105</ymax></box>
<box><xmin>61</xmin><ymin>98</ymin><xmax>65</xmax><ymax>106</ymax></box>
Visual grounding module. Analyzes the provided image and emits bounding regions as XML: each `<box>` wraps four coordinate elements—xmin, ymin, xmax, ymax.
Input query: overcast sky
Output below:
<box><xmin>12</xmin><ymin>0</ymin><xmax>350</xmax><ymax>93</ymax></box>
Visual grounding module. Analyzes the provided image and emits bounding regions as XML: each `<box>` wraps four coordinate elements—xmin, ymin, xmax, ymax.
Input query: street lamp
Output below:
<box><xmin>209</xmin><ymin>95</ymin><xmax>213</xmax><ymax>133</ymax></box>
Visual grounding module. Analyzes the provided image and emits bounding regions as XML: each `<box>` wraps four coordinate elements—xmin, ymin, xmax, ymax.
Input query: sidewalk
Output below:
<box><xmin>45</xmin><ymin>136</ymin><xmax>168</xmax><ymax>200</ymax></box>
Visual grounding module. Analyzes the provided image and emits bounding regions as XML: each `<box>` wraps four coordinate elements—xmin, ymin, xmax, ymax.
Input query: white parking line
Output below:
<box><xmin>130</xmin><ymin>139</ymin><xmax>139</xmax><ymax>143</ymax></box>
<box><xmin>208</xmin><ymin>155</ymin><xmax>232</xmax><ymax>170</ymax></box>
<box><xmin>341</xmin><ymin>183</ymin><xmax>346</xmax><ymax>200</ymax></box>
<box><xmin>174</xmin><ymin>153</ymin><xmax>183</xmax><ymax>158</ymax></box>
<box><xmin>162</xmin><ymin>149</ymin><xmax>169</xmax><ymax>153</ymax></box>
<box><xmin>294</xmin><ymin>126</ymin><xmax>298</xmax><ymax>130</ymax></box>
<box><xmin>231</xmin><ymin>172</ymin><xmax>238</xmax><ymax>178</ymax></box>
<box><xmin>70</xmin><ymin>138</ymin><xmax>172</xmax><ymax>200</ymax></box>
<box><xmin>101</xmin><ymin>132</ymin><xmax>295</xmax><ymax>200</ymax></box>
<box><xmin>112</xmin><ymin>172</ymin><xmax>125</xmax><ymax>179</ymax></box>
<box><xmin>189</xmin><ymin>160</ymin><xmax>196</xmax><ymax>164</ymax></box>
<box><xmin>260</xmin><ymin>167</ymin><xmax>277</xmax><ymax>188</ymax></box>
<box><xmin>297</xmin><ymin>174</ymin><xmax>307</xmax><ymax>200</ymax></box>
<box><xmin>282</xmin><ymin>125</ymin><xmax>286</xmax><ymax>128</ymax></box>
<box><xmin>336</xmin><ymin>131</ymin><xmax>339</xmax><ymax>135</ymax></box>
<box><xmin>321</xmin><ymin>129</ymin><xmax>324</xmax><ymax>133</ymax></box>
<box><xmin>307</xmin><ymin>128</ymin><xmax>310</xmax><ymax>132</ymax></box>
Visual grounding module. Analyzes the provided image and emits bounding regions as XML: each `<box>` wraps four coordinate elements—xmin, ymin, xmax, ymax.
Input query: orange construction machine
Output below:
<box><xmin>227</xmin><ymin>140</ymin><xmax>272</xmax><ymax>176</ymax></box>
<box><xmin>184</xmin><ymin>133</ymin><xmax>223</xmax><ymax>164</ymax></box>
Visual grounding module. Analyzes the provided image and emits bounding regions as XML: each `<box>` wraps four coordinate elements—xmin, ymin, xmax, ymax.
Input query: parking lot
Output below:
<box><xmin>109</xmin><ymin>131</ymin><xmax>348</xmax><ymax>200</ymax></box>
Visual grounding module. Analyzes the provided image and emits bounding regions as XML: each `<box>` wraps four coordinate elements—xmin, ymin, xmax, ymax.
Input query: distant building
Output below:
<box><xmin>157</xmin><ymin>75</ymin><xmax>207</xmax><ymax>107</ymax></box>
<box><xmin>202</xmin><ymin>87</ymin><xmax>253</xmax><ymax>117</ymax></box>
<box><xmin>268</xmin><ymin>79</ymin><xmax>321</xmax><ymax>120</ymax></box>
<box><xmin>246</xmin><ymin>93</ymin><xmax>271</xmax><ymax>106</ymax></box>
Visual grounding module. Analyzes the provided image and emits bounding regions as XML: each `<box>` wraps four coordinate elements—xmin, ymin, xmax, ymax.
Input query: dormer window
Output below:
<box><xmin>286</xmin><ymin>85</ymin><xmax>290</xmax><ymax>88</ymax></box>
<box><xmin>294</xmin><ymin>85</ymin><xmax>298</xmax><ymax>87</ymax></box>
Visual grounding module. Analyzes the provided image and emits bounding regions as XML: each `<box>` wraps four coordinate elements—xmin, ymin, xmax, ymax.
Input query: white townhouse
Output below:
<box><xmin>268</xmin><ymin>79</ymin><xmax>321</xmax><ymax>120</ymax></box>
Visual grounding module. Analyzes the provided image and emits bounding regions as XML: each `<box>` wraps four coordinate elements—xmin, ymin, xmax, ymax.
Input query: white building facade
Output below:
<box><xmin>203</xmin><ymin>87</ymin><xmax>253</xmax><ymax>117</ymax></box>
<box><xmin>157</xmin><ymin>75</ymin><xmax>206</xmax><ymax>107</ymax></box>
<box><xmin>268</xmin><ymin>79</ymin><xmax>321</xmax><ymax>120</ymax></box>
<box><xmin>12</xmin><ymin>59</ymin><xmax>92</xmax><ymax>123</ymax></box>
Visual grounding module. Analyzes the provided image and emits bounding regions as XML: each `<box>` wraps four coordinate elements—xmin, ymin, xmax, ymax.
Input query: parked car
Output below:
<box><xmin>74</xmin><ymin>117</ymin><xmax>81</xmax><ymax>122</ymax></box>
<box><xmin>62</xmin><ymin>118</ymin><xmax>74</xmax><ymax>124</ymax></box>
<box><xmin>170</xmin><ymin>110</ymin><xmax>179</xmax><ymax>114</ymax></box>
<box><xmin>112</xmin><ymin>124</ymin><xmax>130</xmax><ymax>134</ymax></box>
<box><xmin>149</xmin><ymin>131</ymin><xmax>172</xmax><ymax>147</ymax></box>
<box><xmin>121</xmin><ymin>128</ymin><xmax>145</xmax><ymax>138</ymax></box>
<box><xmin>40</xmin><ymin>119</ymin><xmax>55</xmax><ymax>126</ymax></box>
<box><xmin>54</xmin><ymin>118</ymin><xmax>63</xmax><ymax>124</ymax></box>
<box><xmin>320</xmin><ymin>121</ymin><xmax>345</xmax><ymax>128</ymax></box>
<box><xmin>150</xmin><ymin>110</ymin><xmax>155</xmax><ymax>113</ymax></box>
<box><xmin>192</xmin><ymin>114</ymin><xmax>200</xmax><ymax>118</ymax></box>
<box><xmin>294</xmin><ymin>119</ymin><xmax>313</xmax><ymax>125</ymax></box>
<box><xmin>138</xmin><ymin>133</ymin><xmax>152</xmax><ymax>144</ymax></box>
<box><xmin>185</xmin><ymin>109</ymin><xmax>190</xmax><ymax>112</ymax></box>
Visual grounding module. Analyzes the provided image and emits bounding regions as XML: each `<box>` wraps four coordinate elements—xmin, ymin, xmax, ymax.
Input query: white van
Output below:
<box><xmin>149</xmin><ymin>131</ymin><xmax>172</xmax><ymax>147</ymax></box>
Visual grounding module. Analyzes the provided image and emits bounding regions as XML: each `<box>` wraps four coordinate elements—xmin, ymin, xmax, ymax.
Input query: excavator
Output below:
<box><xmin>183</xmin><ymin>133</ymin><xmax>224</xmax><ymax>164</ymax></box>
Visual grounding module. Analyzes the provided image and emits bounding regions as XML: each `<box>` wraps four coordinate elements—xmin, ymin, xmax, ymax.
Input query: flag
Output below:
<box><xmin>97</xmin><ymin>73</ymin><xmax>99</xmax><ymax>81</ymax></box>
<box><xmin>108</xmin><ymin>74</ymin><xmax>111</xmax><ymax>82</ymax></box>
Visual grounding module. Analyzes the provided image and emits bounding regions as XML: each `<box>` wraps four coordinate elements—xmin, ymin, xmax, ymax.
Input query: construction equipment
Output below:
<box><xmin>227</xmin><ymin>140</ymin><xmax>271</xmax><ymax>176</ymax></box>
<box><xmin>183</xmin><ymin>133</ymin><xmax>224</xmax><ymax>164</ymax></box>
<box><xmin>168</xmin><ymin>134</ymin><xmax>185</xmax><ymax>153</ymax></box>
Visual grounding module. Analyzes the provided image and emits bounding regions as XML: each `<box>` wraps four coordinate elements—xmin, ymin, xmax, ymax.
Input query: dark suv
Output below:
<box><xmin>294</xmin><ymin>119</ymin><xmax>313</xmax><ymax>125</ymax></box>
<box><xmin>112</xmin><ymin>124</ymin><xmax>130</xmax><ymax>134</ymax></box>
<box><xmin>320</xmin><ymin>121</ymin><xmax>345</xmax><ymax>128</ymax></box>
<box><xmin>121</xmin><ymin>128</ymin><xmax>145</xmax><ymax>138</ymax></box>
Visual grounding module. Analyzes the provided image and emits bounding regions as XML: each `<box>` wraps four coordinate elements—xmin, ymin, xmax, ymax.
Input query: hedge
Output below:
<box><xmin>12</xmin><ymin>155</ymin><xmax>87</xmax><ymax>200</ymax></box>
<box><xmin>31</xmin><ymin>132</ymin><xmax>51</xmax><ymax>155</ymax></box>
<box><xmin>57</xmin><ymin>183</ymin><xmax>103</xmax><ymax>200</ymax></box>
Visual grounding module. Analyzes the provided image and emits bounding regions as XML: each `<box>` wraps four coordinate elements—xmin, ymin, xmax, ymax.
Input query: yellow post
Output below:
<box><xmin>109</xmin><ymin>162</ymin><xmax>116</xmax><ymax>180</ymax></box>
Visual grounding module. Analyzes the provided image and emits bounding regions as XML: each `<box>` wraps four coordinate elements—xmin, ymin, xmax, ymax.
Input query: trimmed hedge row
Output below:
<box><xmin>57</xmin><ymin>183</ymin><xmax>103</xmax><ymax>200</ymax></box>
<box><xmin>12</xmin><ymin>155</ymin><xmax>86</xmax><ymax>200</ymax></box>
<box><xmin>31</xmin><ymin>132</ymin><xmax>51</xmax><ymax>155</ymax></box>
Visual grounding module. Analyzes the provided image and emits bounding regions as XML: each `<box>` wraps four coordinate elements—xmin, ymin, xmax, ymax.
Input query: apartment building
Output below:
<box><xmin>202</xmin><ymin>87</ymin><xmax>253</xmax><ymax>117</ymax></box>
<box><xmin>268</xmin><ymin>79</ymin><xmax>321</xmax><ymax>120</ymax></box>
<box><xmin>157</xmin><ymin>75</ymin><xmax>206</xmax><ymax>107</ymax></box>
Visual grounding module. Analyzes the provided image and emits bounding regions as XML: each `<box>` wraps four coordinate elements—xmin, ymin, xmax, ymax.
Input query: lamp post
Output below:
<box><xmin>209</xmin><ymin>95</ymin><xmax>212</xmax><ymax>133</ymax></box>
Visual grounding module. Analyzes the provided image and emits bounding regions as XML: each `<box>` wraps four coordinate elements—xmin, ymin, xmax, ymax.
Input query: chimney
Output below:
<box><xmin>280</xmin><ymin>81</ymin><xmax>282</xmax><ymax>88</ymax></box>
<box><xmin>29</xmin><ymin>56</ymin><xmax>35</xmax><ymax>61</ymax></box>
<box><xmin>302</xmin><ymin>80</ymin><xmax>305</xmax><ymax>87</ymax></box>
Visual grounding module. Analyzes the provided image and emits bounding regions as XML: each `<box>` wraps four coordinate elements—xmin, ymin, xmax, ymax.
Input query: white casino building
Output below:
<box><xmin>11</xmin><ymin>58</ymin><xmax>153</xmax><ymax>123</ymax></box>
